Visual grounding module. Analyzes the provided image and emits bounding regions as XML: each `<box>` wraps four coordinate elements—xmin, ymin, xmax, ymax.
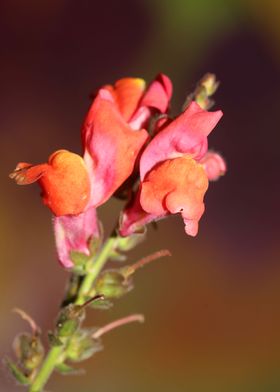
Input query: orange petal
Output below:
<box><xmin>40</xmin><ymin>150</ymin><xmax>90</xmax><ymax>216</ymax></box>
<box><xmin>9</xmin><ymin>162</ymin><xmax>48</xmax><ymax>185</ymax></box>
<box><xmin>104</xmin><ymin>78</ymin><xmax>146</xmax><ymax>122</ymax></box>
<box><xmin>10</xmin><ymin>150</ymin><xmax>91</xmax><ymax>216</ymax></box>
<box><xmin>82</xmin><ymin>90</ymin><xmax>149</xmax><ymax>207</ymax></box>
<box><xmin>140</xmin><ymin>156</ymin><xmax>208</xmax><ymax>236</ymax></box>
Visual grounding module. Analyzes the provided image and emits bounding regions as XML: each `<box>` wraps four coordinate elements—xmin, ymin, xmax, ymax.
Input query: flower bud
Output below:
<box><xmin>4</xmin><ymin>357</ymin><xmax>30</xmax><ymax>385</ymax></box>
<box><xmin>195</xmin><ymin>74</ymin><xmax>219</xmax><ymax>110</ymax></box>
<box><xmin>56</xmin><ymin>304</ymin><xmax>85</xmax><ymax>338</ymax></box>
<box><xmin>116</xmin><ymin>230</ymin><xmax>146</xmax><ymax>252</ymax></box>
<box><xmin>65</xmin><ymin>329</ymin><xmax>103</xmax><ymax>363</ymax></box>
<box><xmin>13</xmin><ymin>333</ymin><xmax>44</xmax><ymax>371</ymax></box>
<box><xmin>200</xmin><ymin>73</ymin><xmax>219</xmax><ymax>97</ymax></box>
<box><xmin>95</xmin><ymin>270</ymin><xmax>133</xmax><ymax>299</ymax></box>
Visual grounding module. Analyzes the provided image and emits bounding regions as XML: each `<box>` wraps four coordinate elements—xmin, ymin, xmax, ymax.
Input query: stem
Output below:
<box><xmin>122</xmin><ymin>249</ymin><xmax>171</xmax><ymax>278</ymax></box>
<box><xmin>13</xmin><ymin>308</ymin><xmax>39</xmax><ymax>335</ymax></box>
<box><xmin>92</xmin><ymin>314</ymin><xmax>144</xmax><ymax>340</ymax></box>
<box><xmin>75</xmin><ymin>236</ymin><xmax>116</xmax><ymax>305</ymax></box>
<box><xmin>28</xmin><ymin>235</ymin><xmax>116</xmax><ymax>391</ymax></box>
<box><xmin>29</xmin><ymin>346</ymin><xmax>64</xmax><ymax>392</ymax></box>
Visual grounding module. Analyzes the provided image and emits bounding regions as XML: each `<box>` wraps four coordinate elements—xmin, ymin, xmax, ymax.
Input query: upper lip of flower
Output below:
<box><xmin>139</xmin><ymin>101</ymin><xmax>223</xmax><ymax>180</ymax></box>
<box><xmin>81</xmin><ymin>74</ymin><xmax>173</xmax><ymax>209</ymax></box>
<box><xmin>118</xmin><ymin>99</ymin><xmax>225</xmax><ymax>238</ymax></box>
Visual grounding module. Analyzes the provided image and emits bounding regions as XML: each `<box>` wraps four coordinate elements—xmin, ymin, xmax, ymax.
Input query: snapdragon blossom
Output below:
<box><xmin>10</xmin><ymin>75</ymin><xmax>172</xmax><ymax>268</ymax></box>
<box><xmin>119</xmin><ymin>101</ymin><xmax>226</xmax><ymax>237</ymax></box>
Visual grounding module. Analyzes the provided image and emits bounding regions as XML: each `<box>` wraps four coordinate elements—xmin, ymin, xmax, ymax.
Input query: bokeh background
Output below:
<box><xmin>1</xmin><ymin>1</ymin><xmax>280</xmax><ymax>391</ymax></box>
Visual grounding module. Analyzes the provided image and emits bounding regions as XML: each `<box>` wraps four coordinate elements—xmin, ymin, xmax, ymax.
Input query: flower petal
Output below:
<box><xmin>140</xmin><ymin>101</ymin><xmax>223</xmax><ymax>180</ymax></box>
<box><xmin>139</xmin><ymin>73</ymin><xmax>173</xmax><ymax>113</ymax></box>
<box><xmin>104</xmin><ymin>78</ymin><xmax>146</xmax><ymax>122</ymax></box>
<box><xmin>40</xmin><ymin>150</ymin><xmax>91</xmax><ymax>216</ymax></box>
<box><xmin>53</xmin><ymin>206</ymin><xmax>99</xmax><ymax>269</ymax></box>
<box><xmin>199</xmin><ymin>151</ymin><xmax>226</xmax><ymax>181</ymax></box>
<box><xmin>82</xmin><ymin>89</ymin><xmax>149</xmax><ymax>207</ymax></box>
<box><xmin>10</xmin><ymin>150</ymin><xmax>91</xmax><ymax>216</ymax></box>
<box><xmin>128</xmin><ymin>73</ymin><xmax>173</xmax><ymax>130</ymax></box>
<box><xmin>140</xmin><ymin>156</ymin><xmax>208</xmax><ymax>236</ymax></box>
<box><xmin>119</xmin><ymin>192</ymin><xmax>164</xmax><ymax>237</ymax></box>
<box><xmin>9</xmin><ymin>162</ymin><xmax>48</xmax><ymax>185</ymax></box>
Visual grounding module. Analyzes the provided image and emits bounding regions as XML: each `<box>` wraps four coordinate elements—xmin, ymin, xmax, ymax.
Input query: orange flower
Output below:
<box><xmin>10</xmin><ymin>150</ymin><xmax>90</xmax><ymax>216</ymax></box>
<box><xmin>119</xmin><ymin>102</ymin><xmax>225</xmax><ymax>236</ymax></box>
<box><xmin>10</xmin><ymin>74</ymin><xmax>173</xmax><ymax>267</ymax></box>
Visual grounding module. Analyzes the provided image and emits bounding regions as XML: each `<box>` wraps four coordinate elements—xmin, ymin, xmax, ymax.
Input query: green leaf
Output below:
<box><xmin>95</xmin><ymin>270</ymin><xmax>133</xmax><ymax>299</ymax></box>
<box><xmin>56</xmin><ymin>307</ymin><xmax>83</xmax><ymax>338</ymax></box>
<box><xmin>55</xmin><ymin>362</ymin><xmax>85</xmax><ymax>375</ymax></box>
<box><xmin>88</xmin><ymin>224</ymin><xmax>103</xmax><ymax>255</ymax></box>
<box><xmin>109</xmin><ymin>249</ymin><xmax>127</xmax><ymax>262</ymax></box>
<box><xmin>90</xmin><ymin>298</ymin><xmax>114</xmax><ymax>310</ymax></box>
<box><xmin>66</xmin><ymin>329</ymin><xmax>103</xmax><ymax>363</ymax></box>
<box><xmin>116</xmin><ymin>230</ymin><xmax>146</xmax><ymax>252</ymax></box>
<box><xmin>70</xmin><ymin>251</ymin><xmax>90</xmax><ymax>275</ymax></box>
<box><xmin>13</xmin><ymin>333</ymin><xmax>44</xmax><ymax>371</ymax></box>
<box><xmin>4</xmin><ymin>357</ymin><xmax>30</xmax><ymax>385</ymax></box>
<box><xmin>48</xmin><ymin>331</ymin><xmax>63</xmax><ymax>347</ymax></box>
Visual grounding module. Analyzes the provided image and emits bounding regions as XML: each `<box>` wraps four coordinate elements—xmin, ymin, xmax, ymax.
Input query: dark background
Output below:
<box><xmin>1</xmin><ymin>1</ymin><xmax>280</xmax><ymax>391</ymax></box>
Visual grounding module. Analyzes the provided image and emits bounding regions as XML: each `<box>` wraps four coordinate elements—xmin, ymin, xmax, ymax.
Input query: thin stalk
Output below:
<box><xmin>92</xmin><ymin>314</ymin><xmax>144</xmax><ymax>340</ymax></box>
<box><xmin>28</xmin><ymin>235</ymin><xmax>116</xmax><ymax>392</ymax></box>
<box><xmin>28</xmin><ymin>346</ymin><xmax>64</xmax><ymax>392</ymax></box>
<box><xmin>75</xmin><ymin>236</ymin><xmax>116</xmax><ymax>305</ymax></box>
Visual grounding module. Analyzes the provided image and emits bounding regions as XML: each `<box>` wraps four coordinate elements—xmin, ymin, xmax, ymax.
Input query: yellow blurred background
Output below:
<box><xmin>1</xmin><ymin>1</ymin><xmax>280</xmax><ymax>391</ymax></box>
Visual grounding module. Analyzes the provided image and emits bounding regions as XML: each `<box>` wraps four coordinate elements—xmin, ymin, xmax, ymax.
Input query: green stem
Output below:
<box><xmin>75</xmin><ymin>236</ymin><xmax>116</xmax><ymax>305</ymax></box>
<box><xmin>28</xmin><ymin>235</ymin><xmax>117</xmax><ymax>392</ymax></box>
<box><xmin>29</xmin><ymin>346</ymin><xmax>64</xmax><ymax>392</ymax></box>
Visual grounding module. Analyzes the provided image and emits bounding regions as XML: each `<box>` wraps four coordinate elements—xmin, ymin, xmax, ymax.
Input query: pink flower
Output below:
<box><xmin>199</xmin><ymin>151</ymin><xmax>226</xmax><ymax>181</ymax></box>
<box><xmin>53</xmin><ymin>207</ymin><xmax>99</xmax><ymax>269</ymax></box>
<box><xmin>119</xmin><ymin>102</ymin><xmax>225</xmax><ymax>237</ymax></box>
<box><xmin>82</xmin><ymin>74</ymin><xmax>172</xmax><ymax>207</ymax></box>
<box><xmin>10</xmin><ymin>75</ymin><xmax>173</xmax><ymax>268</ymax></box>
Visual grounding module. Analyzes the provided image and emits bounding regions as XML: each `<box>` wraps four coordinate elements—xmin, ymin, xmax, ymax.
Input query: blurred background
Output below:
<box><xmin>1</xmin><ymin>0</ymin><xmax>280</xmax><ymax>391</ymax></box>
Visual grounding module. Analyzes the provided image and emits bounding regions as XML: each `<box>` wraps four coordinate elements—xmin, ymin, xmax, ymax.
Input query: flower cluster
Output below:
<box><xmin>10</xmin><ymin>74</ymin><xmax>225</xmax><ymax>268</ymax></box>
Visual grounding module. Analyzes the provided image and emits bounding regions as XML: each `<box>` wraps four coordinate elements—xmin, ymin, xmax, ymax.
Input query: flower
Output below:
<box><xmin>82</xmin><ymin>74</ymin><xmax>172</xmax><ymax>207</ymax></box>
<box><xmin>199</xmin><ymin>151</ymin><xmax>226</xmax><ymax>181</ymax></box>
<box><xmin>10</xmin><ymin>74</ymin><xmax>172</xmax><ymax>268</ymax></box>
<box><xmin>53</xmin><ymin>207</ymin><xmax>99</xmax><ymax>269</ymax></box>
<box><xmin>119</xmin><ymin>101</ymin><xmax>225</xmax><ymax>237</ymax></box>
<box><xmin>9</xmin><ymin>150</ymin><xmax>91</xmax><ymax>216</ymax></box>
<box><xmin>10</xmin><ymin>150</ymin><xmax>96</xmax><ymax>268</ymax></box>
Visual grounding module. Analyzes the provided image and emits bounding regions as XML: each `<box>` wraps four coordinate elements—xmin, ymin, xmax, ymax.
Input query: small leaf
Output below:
<box><xmin>56</xmin><ymin>304</ymin><xmax>85</xmax><ymax>338</ymax></box>
<box><xmin>90</xmin><ymin>298</ymin><xmax>114</xmax><ymax>310</ymax></box>
<box><xmin>95</xmin><ymin>270</ymin><xmax>133</xmax><ymax>299</ymax></box>
<box><xmin>55</xmin><ymin>362</ymin><xmax>85</xmax><ymax>375</ymax></box>
<box><xmin>66</xmin><ymin>328</ymin><xmax>103</xmax><ymax>363</ymax></box>
<box><xmin>70</xmin><ymin>251</ymin><xmax>90</xmax><ymax>275</ymax></box>
<box><xmin>48</xmin><ymin>331</ymin><xmax>63</xmax><ymax>347</ymax></box>
<box><xmin>109</xmin><ymin>250</ymin><xmax>127</xmax><ymax>262</ymax></box>
<box><xmin>13</xmin><ymin>333</ymin><xmax>44</xmax><ymax>371</ymax></box>
<box><xmin>88</xmin><ymin>223</ymin><xmax>103</xmax><ymax>255</ymax></box>
<box><xmin>116</xmin><ymin>230</ymin><xmax>146</xmax><ymax>252</ymax></box>
<box><xmin>4</xmin><ymin>357</ymin><xmax>30</xmax><ymax>385</ymax></box>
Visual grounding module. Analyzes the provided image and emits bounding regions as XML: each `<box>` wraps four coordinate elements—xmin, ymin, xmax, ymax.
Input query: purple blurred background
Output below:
<box><xmin>1</xmin><ymin>1</ymin><xmax>280</xmax><ymax>391</ymax></box>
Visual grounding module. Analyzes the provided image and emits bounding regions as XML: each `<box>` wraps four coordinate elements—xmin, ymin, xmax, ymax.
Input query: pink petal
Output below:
<box><xmin>82</xmin><ymin>89</ymin><xmax>149</xmax><ymax>207</ymax></box>
<box><xmin>140</xmin><ymin>157</ymin><xmax>208</xmax><ymax>237</ymax></box>
<box><xmin>53</xmin><ymin>206</ymin><xmax>99</xmax><ymax>269</ymax></box>
<box><xmin>119</xmin><ymin>192</ymin><xmax>165</xmax><ymax>237</ymax></box>
<box><xmin>140</xmin><ymin>101</ymin><xmax>223</xmax><ymax>180</ymax></box>
<box><xmin>139</xmin><ymin>73</ymin><xmax>172</xmax><ymax>113</ymax></box>
<box><xmin>104</xmin><ymin>78</ymin><xmax>146</xmax><ymax>122</ymax></box>
<box><xmin>183</xmin><ymin>219</ymin><xmax>199</xmax><ymax>237</ymax></box>
<box><xmin>128</xmin><ymin>73</ymin><xmax>173</xmax><ymax>130</ymax></box>
<box><xmin>199</xmin><ymin>151</ymin><xmax>226</xmax><ymax>181</ymax></box>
